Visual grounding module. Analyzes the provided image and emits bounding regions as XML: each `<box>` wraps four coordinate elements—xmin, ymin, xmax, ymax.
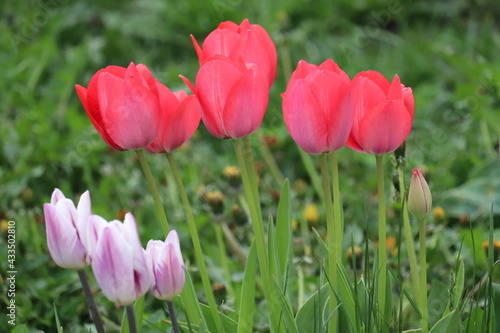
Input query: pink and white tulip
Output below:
<box><xmin>43</xmin><ymin>189</ymin><xmax>91</xmax><ymax>269</ymax></box>
<box><xmin>146</xmin><ymin>230</ymin><xmax>185</xmax><ymax>300</ymax></box>
<box><xmin>88</xmin><ymin>213</ymin><xmax>152</xmax><ymax>305</ymax></box>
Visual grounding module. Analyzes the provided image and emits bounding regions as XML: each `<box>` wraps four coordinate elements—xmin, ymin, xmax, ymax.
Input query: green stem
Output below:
<box><xmin>233</xmin><ymin>138</ymin><xmax>279</xmax><ymax>333</ymax></box>
<box><xmin>78</xmin><ymin>269</ymin><xmax>105</xmax><ymax>333</ymax></box>
<box><xmin>214</xmin><ymin>223</ymin><xmax>235</xmax><ymax>297</ymax></box>
<box><xmin>398</xmin><ymin>168</ymin><xmax>421</xmax><ymax>308</ymax></box>
<box><xmin>375</xmin><ymin>155</ymin><xmax>387</xmax><ymax>327</ymax></box>
<box><xmin>319</xmin><ymin>154</ymin><xmax>338</xmax><ymax>333</ymax></box>
<box><xmin>167</xmin><ymin>300</ymin><xmax>181</xmax><ymax>333</ymax></box>
<box><xmin>419</xmin><ymin>216</ymin><xmax>428</xmax><ymax>333</ymax></box>
<box><xmin>135</xmin><ymin>150</ymin><xmax>170</xmax><ymax>235</ymax></box>
<box><xmin>126</xmin><ymin>305</ymin><xmax>137</xmax><ymax>333</ymax></box>
<box><xmin>331</xmin><ymin>152</ymin><xmax>343</xmax><ymax>264</ymax></box>
<box><xmin>165</xmin><ymin>153</ymin><xmax>222</xmax><ymax>333</ymax></box>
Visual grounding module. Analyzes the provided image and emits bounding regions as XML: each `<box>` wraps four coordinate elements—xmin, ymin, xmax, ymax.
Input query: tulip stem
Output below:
<box><xmin>77</xmin><ymin>269</ymin><xmax>105</xmax><ymax>333</ymax></box>
<box><xmin>398</xmin><ymin>168</ymin><xmax>421</xmax><ymax>308</ymax></box>
<box><xmin>419</xmin><ymin>216</ymin><xmax>429</xmax><ymax>333</ymax></box>
<box><xmin>233</xmin><ymin>138</ymin><xmax>280</xmax><ymax>333</ymax></box>
<box><xmin>375</xmin><ymin>155</ymin><xmax>387</xmax><ymax>328</ymax></box>
<box><xmin>331</xmin><ymin>152</ymin><xmax>343</xmax><ymax>264</ymax></box>
<box><xmin>126</xmin><ymin>305</ymin><xmax>137</xmax><ymax>333</ymax></box>
<box><xmin>135</xmin><ymin>149</ymin><xmax>170</xmax><ymax>236</ymax></box>
<box><xmin>319</xmin><ymin>154</ymin><xmax>338</xmax><ymax>333</ymax></box>
<box><xmin>165</xmin><ymin>153</ymin><xmax>222</xmax><ymax>333</ymax></box>
<box><xmin>167</xmin><ymin>300</ymin><xmax>181</xmax><ymax>333</ymax></box>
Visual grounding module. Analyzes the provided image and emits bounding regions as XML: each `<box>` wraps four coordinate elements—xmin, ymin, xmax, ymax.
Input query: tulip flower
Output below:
<box><xmin>75</xmin><ymin>62</ymin><xmax>162</xmax><ymax>151</ymax></box>
<box><xmin>282</xmin><ymin>59</ymin><xmax>351</xmax><ymax>154</ymax></box>
<box><xmin>87</xmin><ymin>213</ymin><xmax>152</xmax><ymax>305</ymax></box>
<box><xmin>145</xmin><ymin>84</ymin><xmax>201</xmax><ymax>154</ymax></box>
<box><xmin>146</xmin><ymin>230</ymin><xmax>185</xmax><ymax>300</ymax></box>
<box><xmin>43</xmin><ymin>188</ymin><xmax>91</xmax><ymax>269</ymax></box>
<box><xmin>343</xmin><ymin>70</ymin><xmax>414</xmax><ymax>155</ymax></box>
<box><xmin>182</xmin><ymin>55</ymin><xmax>269</xmax><ymax>139</ymax></box>
<box><xmin>192</xmin><ymin>18</ymin><xmax>277</xmax><ymax>88</ymax></box>
<box><xmin>408</xmin><ymin>168</ymin><xmax>432</xmax><ymax>220</ymax></box>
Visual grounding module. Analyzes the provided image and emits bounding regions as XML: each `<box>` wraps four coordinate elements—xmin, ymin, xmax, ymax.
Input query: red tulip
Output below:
<box><xmin>145</xmin><ymin>83</ymin><xmax>201</xmax><ymax>154</ymax></box>
<box><xmin>182</xmin><ymin>55</ymin><xmax>269</xmax><ymax>139</ymax></box>
<box><xmin>282</xmin><ymin>59</ymin><xmax>351</xmax><ymax>154</ymax></box>
<box><xmin>191</xmin><ymin>18</ymin><xmax>277</xmax><ymax>88</ymax></box>
<box><xmin>75</xmin><ymin>62</ymin><xmax>162</xmax><ymax>151</ymax></box>
<box><xmin>344</xmin><ymin>70</ymin><xmax>414</xmax><ymax>155</ymax></box>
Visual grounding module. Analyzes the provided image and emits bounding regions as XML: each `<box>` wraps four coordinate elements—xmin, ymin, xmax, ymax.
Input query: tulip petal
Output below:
<box><xmin>223</xmin><ymin>67</ymin><xmax>268</xmax><ymax>139</ymax></box>
<box><xmin>195</xmin><ymin>58</ymin><xmax>243</xmax><ymax>138</ymax></box>
<box><xmin>93</xmin><ymin>227</ymin><xmax>136</xmax><ymax>305</ymax></box>
<box><xmin>305</xmin><ymin>70</ymin><xmax>351</xmax><ymax>151</ymax></box>
<box><xmin>202</xmin><ymin>29</ymin><xmax>240</xmax><ymax>59</ymax></box>
<box><xmin>44</xmin><ymin>203</ymin><xmax>86</xmax><ymax>269</ymax></box>
<box><xmin>358</xmin><ymin>100</ymin><xmax>412</xmax><ymax>155</ymax></box>
<box><xmin>283</xmin><ymin>79</ymin><xmax>328</xmax><ymax>154</ymax></box>
<box><xmin>160</xmin><ymin>95</ymin><xmax>201</xmax><ymax>152</ymax></box>
<box><xmin>98</xmin><ymin>73</ymin><xmax>161</xmax><ymax>150</ymax></box>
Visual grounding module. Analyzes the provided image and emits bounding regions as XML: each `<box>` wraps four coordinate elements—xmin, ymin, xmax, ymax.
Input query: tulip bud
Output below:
<box><xmin>408</xmin><ymin>168</ymin><xmax>432</xmax><ymax>220</ymax></box>
<box><xmin>146</xmin><ymin>230</ymin><xmax>185</xmax><ymax>300</ymax></box>
<box><xmin>88</xmin><ymin>213</ymin><xmax>152</xmax><ymax>305</ymax></box>
<box><xmin>43</xmin><ymin>189</ymin><xmax>91</xmax><ymax>269</ymax></box>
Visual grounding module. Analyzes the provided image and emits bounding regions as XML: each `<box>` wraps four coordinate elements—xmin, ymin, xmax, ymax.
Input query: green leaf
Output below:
<box><xmin>276</xmin><ymin>179</ymin><xmax>291</xmax><ymax>279</ymax></box>
<box><xmin>453</xmin><ymin>260</ymin><xmax>465</xmax><ymax>310</ymax></box>
<box><xmin>337</xmin><ymin>265</ymin><xmax>357</xmax><ymax>332</ymax></box>
<box><xmin>180</xmin><ymin>269</ymin><xmax>207</xmax><ymax>331</ymax></box>
<box><xmin>273</xmin><ymin>277</ymin><xmax>300</xmax><ymax>333</ymax></box>
<box><xmin>428</xmin><ymin>280</ymin><xmax>450</xmax><ymax>327</ymax></box>
<box><xmin>268</xmin><ymin>214</ymin><xmax>281</xmax><ymax>285</ymax></box>
<box><xmin>53</xmin><ymin>303</ymin><xmax>63</xmax><ymax>333</ymax></box>
<box><xmin>295</xmin><ymin>284</ymin><xmax>329</xmax><ymax>333</ymax></box>
<box><xmin>200</xmin><ymin>304</ymin><xmax>238</xmax><ymax>332</ymax></box>
<box><xmin>493</xmin><ymin>283</ymin><xmax>500</xmax><ymax>333</ymax></box>
<box><xmin>429</xmin><ymin>309</ymin><xmax>460</xmax><ymax>333</ymax></box>
<box><xmin>237</xmin><ymin>240</ymin><xmax>257</xmax><ymax>333</ymax></box>
<box><xmin>12</xmin><ymin>324</ymin><xmax>30</xmax><ymax>333</ymax></box>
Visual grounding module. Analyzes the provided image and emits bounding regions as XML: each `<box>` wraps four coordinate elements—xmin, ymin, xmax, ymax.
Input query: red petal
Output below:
<box><xmin>358</xmin><ymin>100</ymin><xmax>412</xmax><ymax>155</ymax></box>
<box><xmin>283</xmin><ymin>79</ymin><xmax>327</xmax><ymax>154</ymax></box>
<box><xmin>223</xmin><ymin>67</ymin><xmax>269</xmax><ymax>138</ymax></box>
<box><xmin>202</xmin><ymin>29</ymin><xmax>240</xmax><ymax>60</ymax></box>
<box><xmin>195</xmin><ymin>58</ymin><xmax>243</xmax><ymax>138</ymax></box>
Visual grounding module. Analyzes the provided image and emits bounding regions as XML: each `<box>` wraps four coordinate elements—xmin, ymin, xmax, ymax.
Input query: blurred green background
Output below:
<box><xmin>1</xmin><ymin>0</ymin><xmax>500</xmax><ymax>331</ymax></box>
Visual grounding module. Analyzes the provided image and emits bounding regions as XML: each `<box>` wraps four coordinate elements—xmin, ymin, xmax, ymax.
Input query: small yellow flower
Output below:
<box><xmin>223</xmin><ymin>166</ymin><xmax>241</xmax><ymax>187</ymax></box>
<box><xmin>205</xmin><ymin>191</ymin><xmax>225</xmax><ymax>215</ymax></box>
<box><xmin>433</xmin><ymin>206</ymin><xmax>445</xmax><ymax>220</ymax></box>
<box><xmin>303</xmin><ymin>203</ymin><xmax>319</xmax><ymax>227</ymax></box>
<box><xmin>386</xmin><ymin>236</ymin><xmax>398</xmax><ymax>256</ymax></box>
<box><xmin>482</xmin><ymin>239</ymin><xmax>500</xmax><ymax>261</ymax></box>
<box><xmin>291</xmin><ymin>219</ymin><xmax>298</xmax><ymax>231</ymax></box>
<box><xmin>1</xmin><ymin>220</ymin><xmax>9</xmax><ymax>232</ymax></box>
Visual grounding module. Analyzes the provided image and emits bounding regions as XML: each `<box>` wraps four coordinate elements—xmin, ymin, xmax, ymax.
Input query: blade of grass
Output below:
<box><xmin>237</xmin><ymin>240</ymin><xmax>257</xmax><ymax>333</ymax></box>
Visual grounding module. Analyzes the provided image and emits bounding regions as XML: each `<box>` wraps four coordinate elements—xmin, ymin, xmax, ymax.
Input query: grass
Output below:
<box><xmin>1</xmin><ymin>0</ymin><xmax>500</xmax><ymax>332</ymax></box>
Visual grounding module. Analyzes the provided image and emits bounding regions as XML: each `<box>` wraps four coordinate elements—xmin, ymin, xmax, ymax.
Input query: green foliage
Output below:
<box><xmin>2</xmin><ymin>0</ymin><xmax>500</xmax><ymax>332</ymax></box>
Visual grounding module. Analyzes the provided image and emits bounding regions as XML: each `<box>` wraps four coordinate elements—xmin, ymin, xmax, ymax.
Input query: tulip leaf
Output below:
<box><xmin>272</xmin><ymin>277</ymin><xmax>300</xmax><ymax>333</ymax></box>
<box><xmin>295</xmin><ymin>283</ymin><xmax>329</xmax><ymax>332</ymax></box>
<box><xmin>237</xmin><ymin>240</ymin><xmax>257</xmax><ymax>333</ymax></box>
<box><xmin>180</xmin><ymin>270</ymin><xmax>207</xmax><ymax>331</ymax></box>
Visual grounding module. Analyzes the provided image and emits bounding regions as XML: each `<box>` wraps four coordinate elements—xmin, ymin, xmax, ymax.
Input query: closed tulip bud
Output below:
<box><xmin>408</xmin><ymin>168</ymin><xmax>432</xmax><ymax>220</ymax></box>
<box><xmin>146</xmin><ymin>230</ymin><xmax>185</xmax><ymax>300</ymax></box>
<box><xmin>282</xmin><ymin>59</ymin><xmax>351</xmax><ymax>154</ymax></box>
<box><xmin>75</xmin><ymin>62</ymin><xmax>162</xmax><ymax>151</ymax></box>
<box><xmin>145</xmin><ymin>85</ymin><xmax>201</xmax><ymax>154</ymax></box>
<box><xmin>87</xmin><ymin>213</ymin><xmax>152</xmax><ymax>305</ymax></box>
<box><xmin>182</xmin><ymin>56</ymin><xmax>269</xmax><ymax>139</ymax></box>
<box><xmin>344</xmin><ymin>71</ymin><xmax>414</xmax><ymax>155</ymax></box>
<box><xmin>191</xmin><ymin>18</ymin><xmax>277</xmax><ymax>88</ymax></box>
<box><xmin>43</xmin><ymin>189</ymin><xmax>91</xmax><ymax>269</ymax></box>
